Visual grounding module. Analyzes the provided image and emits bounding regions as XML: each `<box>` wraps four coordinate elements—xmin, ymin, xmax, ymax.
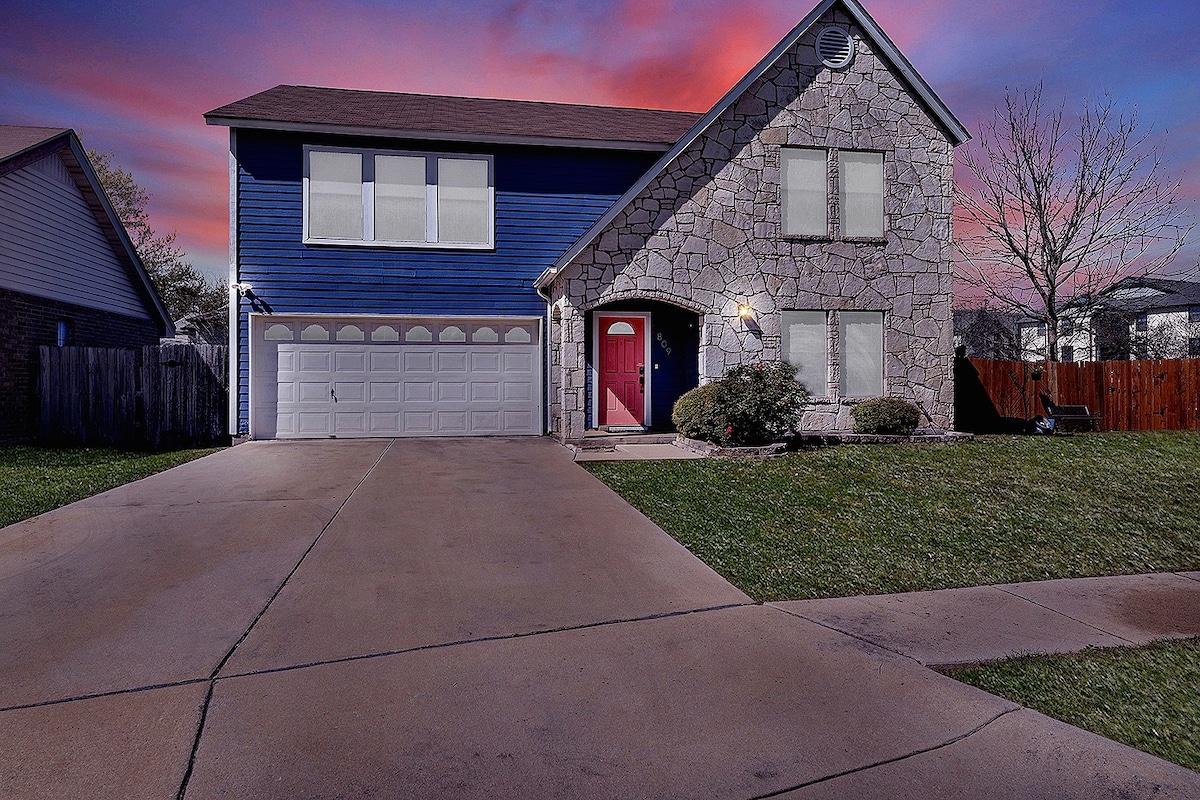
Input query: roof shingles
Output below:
<box><xmin>205</xmin><ymin>85</ymin><xmax>700</xmax><ymax>147</ymax></box>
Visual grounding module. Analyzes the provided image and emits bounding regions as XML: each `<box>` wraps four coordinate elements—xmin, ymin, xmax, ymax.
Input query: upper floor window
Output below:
<box><xmin>1059</xmin><ymin>319</ymin><xmax>1074</xmax><ymax>337</ymax></box>
<box><xmin>780</xmin><ymin>148</ymin><xmax>884</xmax><ymax>239</ymax></box>
<box><xmin>304</xmin><ymin>147</ymin><xmax>493</xmax><ymax>249</ymax></box>
<box><xmin>839</xmin><ymin>151</ymin><xmax>884</xmax><ymax>238</ymax></box>
<box><xmin>1190</xmin><ymin>305</ymin><xmax>1200</xmax><ymax>324</ymax></box>
<box><xmin>1135</xmin><ymin>312</ymin><xmax>1149</xmax><ymax>332</ymax></box>
<box><xmin>781</xmin><ymin>148</ymin><xmax>828</xmax><ymax>237</ymax></box>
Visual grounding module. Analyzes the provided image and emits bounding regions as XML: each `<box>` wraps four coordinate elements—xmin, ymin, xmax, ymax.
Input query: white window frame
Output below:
<box><xmin>302</xmin><ymin>145</ymin><xmax>494</xmax><ymax>249</ymax></box>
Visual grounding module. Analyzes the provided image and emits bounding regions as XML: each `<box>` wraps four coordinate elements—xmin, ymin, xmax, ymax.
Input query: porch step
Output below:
<box><xmin>567</xmin><ymin>433</ymin><xmax>679</xmax><ymax>451</ymax></box>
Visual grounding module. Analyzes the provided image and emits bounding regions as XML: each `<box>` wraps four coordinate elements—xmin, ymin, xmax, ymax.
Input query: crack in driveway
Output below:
<box><xmin>174</xmin><ymin>439</ymin><xmax>395</xmax><ymax>800</ymax></box>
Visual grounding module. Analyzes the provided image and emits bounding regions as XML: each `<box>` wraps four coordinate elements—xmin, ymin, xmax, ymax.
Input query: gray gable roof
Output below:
<box><xmin>205</xmin><ymin>85</ymin><xmax>701</xmax><ymax>151</ymax></box>
<box><xmin>0</xmin><ymin>125</ymin><xmax>173</xmax><ymax>334</ymax></box>
<box><xmin>535</xmin><ymin>0</ymin><xmax>969</xmax><ymax>289</ymax></box>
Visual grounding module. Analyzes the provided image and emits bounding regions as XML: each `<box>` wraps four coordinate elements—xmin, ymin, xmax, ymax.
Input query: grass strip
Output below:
<box><xmin>0</xmin><ymin>445</ymin><xmax>222</xmax><ymax>528</ymax></box>
<box><xmin>583</xmin><ymin>433</ymin><xmax>1200</xmax><ymax>600</ymax></box>
<box><xmin>947</xmin><ymin>639</ymin><xmax>1200</xmax><ymax>772</ymax></box>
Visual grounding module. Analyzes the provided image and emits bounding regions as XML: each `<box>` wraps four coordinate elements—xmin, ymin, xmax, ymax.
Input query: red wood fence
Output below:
<box><xmin>955</xmin><ymin>358</ymin><xmax>1200</xmax><ymax>432</ymax></box>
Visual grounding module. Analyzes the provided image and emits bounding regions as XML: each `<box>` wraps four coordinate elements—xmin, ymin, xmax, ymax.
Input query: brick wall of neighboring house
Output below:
<box><xmin>0</xmin><ymin>287</ymin><xmax>161</xmax><ymax>440</ymax></box>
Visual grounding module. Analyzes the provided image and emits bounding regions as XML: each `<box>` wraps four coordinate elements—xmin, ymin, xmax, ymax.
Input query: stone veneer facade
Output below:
<box><xmin>546</xmin><ymin>7</ymin><xmax>957</xmax><ymax>439</ymax></box>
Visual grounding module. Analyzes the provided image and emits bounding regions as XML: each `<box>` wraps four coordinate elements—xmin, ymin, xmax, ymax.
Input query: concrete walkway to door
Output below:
<box><xmin>0</xmin><ymin>438</ymin><xmax>1197</xmax><ymax>799</ymax></box>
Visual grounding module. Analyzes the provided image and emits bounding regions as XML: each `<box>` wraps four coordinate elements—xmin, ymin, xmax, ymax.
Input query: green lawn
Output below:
<box><xmin>948</xmin><ymin>639</ymin><xmax>1200</xmax><ymax>772</ymax></box>
<box><xmin>583</xmin><ymin>432</ymin><xmax>1200</xmax><ymax>601</ymax></box>
<box><xmin>0</xmin><ymin>445</ymin><xmax>222</xmax><ymax>528</ymax></box>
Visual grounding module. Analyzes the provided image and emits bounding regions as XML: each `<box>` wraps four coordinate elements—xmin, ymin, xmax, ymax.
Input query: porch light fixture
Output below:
<box><xmin>231</xmin><ymin>282</ymin><xmax>254</xmax><ymax>297</ymax></box>
<box><xmin>737</xmin><ymin>304</ymin><xmax>755</xmax><ymax>322</ymax></box>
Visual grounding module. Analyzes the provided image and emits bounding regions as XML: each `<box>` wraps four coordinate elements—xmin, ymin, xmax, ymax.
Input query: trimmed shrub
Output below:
<box><xmin>850</xmin><ymin>397</ymin><xmax>921</xmax><ymax>435</ymax></box>
<box><xmin>672</xmin><ymin>361</ymin><xmax>809</xmax><ymax>446</ymax></box>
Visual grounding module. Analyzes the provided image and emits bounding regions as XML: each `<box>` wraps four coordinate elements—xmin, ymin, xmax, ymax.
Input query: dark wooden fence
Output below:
<box><xmin>38</xmin><ymin>344</ymin><xmax>229</xmax><ymax>449</ymax></box>
<box><xmin>956</xmin><ymin>357</ymin><xmax>1200</xmax><ymax>433</ymax></box>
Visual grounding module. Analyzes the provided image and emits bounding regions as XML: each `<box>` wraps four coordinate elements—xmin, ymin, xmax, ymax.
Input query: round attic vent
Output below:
<box><xmin>815</xmin><ymin>26</ymin><xmax>854</xmax><ymax>69</ymax></box>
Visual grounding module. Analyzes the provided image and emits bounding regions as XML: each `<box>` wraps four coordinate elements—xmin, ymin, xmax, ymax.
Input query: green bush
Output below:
<box><xmin>850</xmin><ymin>397</ymin><xmax>921</xmax><ymax>434</ymax></box>
<box><xmin>672</xmin><ymin>361</ymin><xmax>809</xmax><ymax>446</ymax></box>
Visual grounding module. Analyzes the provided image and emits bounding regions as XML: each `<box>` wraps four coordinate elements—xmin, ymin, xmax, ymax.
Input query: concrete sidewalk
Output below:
<box><xmin>1</xmin><ymin>438</ymin><xmax>1198</xmax><ymax>799</ymax></box>
<box><xmin>774</xmin><ymin>572</ymin><xmax>1200</xmax><ymax>667</ymax></box>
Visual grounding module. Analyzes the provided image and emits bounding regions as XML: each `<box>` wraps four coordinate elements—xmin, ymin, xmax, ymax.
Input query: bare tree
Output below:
<box><xmin>87</xmin><ymin>148</ymin><xmax>227</xmax><ymax>323</ymax></box>
<box><xmin>956</xmin><ymin>84</ymin><xmax>1194</xmax><ymax>361</ymax></box>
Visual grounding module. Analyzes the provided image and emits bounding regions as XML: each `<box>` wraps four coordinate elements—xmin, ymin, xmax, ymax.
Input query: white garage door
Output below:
<box><xmin>251</xmin><ymin>316</ymin><xmax>542</xmax><ymax>438</ymax></box>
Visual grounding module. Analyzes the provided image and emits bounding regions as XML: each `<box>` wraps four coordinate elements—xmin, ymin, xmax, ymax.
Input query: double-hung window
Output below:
<box><xmin>781</xmin><ymin>149</ymin><xmax>828</xmax><ymax>237</ymax></box>
<box><xmin>839</xmin><ymin>311</ymin><xmax>884</xmax><ymax>396</ymax></box>
<box><xmin>305</xmin><ymin>147</ymin><xmax>493</xmax><ymax>248</ymax></box>
<box><xmin>782</xmin><ymin>311</ymin><xmax>828</xmax><ymax>396</ymax></box>
<box><xmin>839</xmin><ymin>151</ymin><xmax>884</xmax><ymax>238</ymax></box>
<box><xmin>780</xmin><ymin>148</ymin><xmax>884</xmax><ymax>238</ymax></box>
<box><xmin>782</xmin><ymin>310</ymin><xmax>884</xmax><ymax>398</ymax></box>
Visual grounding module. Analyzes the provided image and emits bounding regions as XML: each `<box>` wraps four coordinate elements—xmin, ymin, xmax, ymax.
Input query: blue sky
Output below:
<box><xmin>3</xmin><ymin>0</ymin><xmax>1197</xmax><ymax>285</ymax></box>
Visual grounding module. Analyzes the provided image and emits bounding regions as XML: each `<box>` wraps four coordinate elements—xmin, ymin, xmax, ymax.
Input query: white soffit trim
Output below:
<box><xmin>533</xmin><ymin>0</ymin><xmax>970</xmax><ymax>290</ymax></box>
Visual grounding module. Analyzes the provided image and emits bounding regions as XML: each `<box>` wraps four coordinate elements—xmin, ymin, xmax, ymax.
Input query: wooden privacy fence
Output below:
<box><xmin>955</xmin><ymin>357</ymin><xmax>1200</xmax><ymax>433</ymax></box>
<box><xmin>38</xmin><ymin>344</ymin><xmax>229</xmax><ymax>449</ymax></box>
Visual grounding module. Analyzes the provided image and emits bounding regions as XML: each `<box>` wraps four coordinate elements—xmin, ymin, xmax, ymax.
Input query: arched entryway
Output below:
<box><xmin>586</xmin><ymin>300</ymin><xmax>700</xmax><ymax>431</ymax></box>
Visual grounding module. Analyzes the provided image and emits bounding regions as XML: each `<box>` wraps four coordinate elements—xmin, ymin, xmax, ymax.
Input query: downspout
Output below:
<box><xmin>537</xmin><ymin>283</ymin><xmax>553</xmax><ymax>437</ymax></box>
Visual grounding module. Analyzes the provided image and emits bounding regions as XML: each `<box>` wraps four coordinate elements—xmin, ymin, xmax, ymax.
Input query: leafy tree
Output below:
<box><xmin>87</xmin><ymin>149</ymin><xmax>227</xmax><ymax>323</ymax></box>
<box><xmin>956</xmin><ymin>84</ymin><xmax>1195</xmax><ymax>361</ymax></box>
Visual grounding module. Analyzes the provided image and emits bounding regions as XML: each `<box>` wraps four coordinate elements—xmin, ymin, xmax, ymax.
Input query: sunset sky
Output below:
<box><xmin>3</xmin><ymin>0</ymin><xmax>1198</xmax><ymax>286</ymax></box>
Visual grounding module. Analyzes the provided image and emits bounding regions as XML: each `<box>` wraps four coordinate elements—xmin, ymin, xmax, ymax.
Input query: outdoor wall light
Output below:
<box><xmin>737</xmin><ymin>303</ymin><xmax>755</xmax><ymax>321</ymax></box>
<box><xmin>231</xmin><ymin>282</ymin><xmax>254</xmax><ymax>297</ymax></box>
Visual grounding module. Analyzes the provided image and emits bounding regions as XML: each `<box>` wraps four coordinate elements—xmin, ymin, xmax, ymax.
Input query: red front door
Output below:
<box><xmin>599</xmin><ymin>316</ymin><xmax>645</xmax><ymax>426</ymax></box>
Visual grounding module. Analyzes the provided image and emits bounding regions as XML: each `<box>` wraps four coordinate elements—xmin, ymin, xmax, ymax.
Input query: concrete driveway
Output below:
<box><xmin>1</xmin><ymin>438</ymin><xmax>1196</xmax><ymax>799</ymax></box>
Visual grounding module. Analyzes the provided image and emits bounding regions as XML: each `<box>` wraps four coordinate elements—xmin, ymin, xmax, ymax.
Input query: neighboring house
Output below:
<box><xmin>0</xmin><ymin>126</ymin><xmax>173</xmax><ymax>440</ymax></box>
<box><xmin>1017</xmin><ymin>277</ymin><xmax>1200</xmax><ymax>362</ymax></box>
<box><xmin>166</xmin><ymin>309</ymin><xmax>228</xmax><ymax>346</ymax></box>
<box><xmin>205</xmin><ymin>0</ymin><xmax>967</xmax><ymax>441</ymax></box>
<box><xmin>953</xmin><ymin>308</ymin><xmax>1020</xmax><ymax>360</ymax></box>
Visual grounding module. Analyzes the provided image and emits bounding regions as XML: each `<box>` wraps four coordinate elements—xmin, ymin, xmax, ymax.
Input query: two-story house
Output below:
<box><xmin>206</xmin><ymin>0</ymin><xmax>967</xmax><ymax>441</ymax></box>
<box><xmin>1018</xmin><ymin>277</ymin><xmax>1200</xmax><ymax>363</ymax></box>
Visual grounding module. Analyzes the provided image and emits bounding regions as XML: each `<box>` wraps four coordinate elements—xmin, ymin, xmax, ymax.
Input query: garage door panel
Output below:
<box><xmin>298</xmin><ymin>381</ymin><xmax>331</xmax><ymax>402</ymax></box>
<box><xmin>369</xmin><ymin>382</ymin><xmax>400</xmax><ymax>402</ymax></box>
<box><xmin>438</xmin><ymin>351</ymin><xmax>468</xmax><ymax>372</ymax></box>
<box><xmin>333</xmin><ymin>382</ymin><xmax>367</xmax><ymax>402</ymax></box>
<box><xmin>334</xmin><ymin>350</ymin><xmax>366</xmax><ymax>371</ymax></box>
<box><xmin>503</xmin><ymin>381</ymin><xmax>533</xmax><ymax>401</ymax></box>
<box><xmin>257</xmin><ymin>316</ymin><xmax>540</xmax><ymax>439</ymax></box>
<box><xmin>369</xmin><ymin>412</ymin><xmax>401</xmax><ymax>433</ymax></box>
<box><xmin>437</xmin><ymin>382</ymin><xmax>468</xmax><ymax>402</ymax></box>
<box><xmin>404</xmin><ymin>351</ymin><xmax>435</xmax><ymax>372</ymax></box>
<box><xmin>298</xmin><ymin>350</ymin><xmax>331</xmax><ymax>371</ymax></box>
<box><xmin>371</xmin><ymin>351</ymin><xmax>401</xmax><ymax>371</ymax></box>
<box><xmin>403</xmin><ymin>411</ymin><xmax>435</xmax><ymax>432</ymax></box>
<box><xmin>470</xmin><ymin>382</ymin><xmax>500</xmax><ymax>401</ymax></box>
<box><xmin>470</xmin><ymin>351</ymin><xmax>501</xmax><ymax>371</ymax></box>
<box><xmin>403</xmin><ymin>381</ymin><xmax>434</xmax><ymax>402</ymax></box>
<box><xmin>297</xmin><ymin>412</ymin><xmax>331</xmax><ymax>435</ymax></box>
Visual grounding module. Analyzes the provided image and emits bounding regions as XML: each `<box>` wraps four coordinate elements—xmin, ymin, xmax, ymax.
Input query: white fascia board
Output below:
<box><xmin>535</xmin><ymin>0</ymin><xmax>969</xmax><ymax>291</ymax></box>
<box><xmin>203</xmin><ymin>117</ymin><xmax>675</xmax><ymax>153</ymax></box>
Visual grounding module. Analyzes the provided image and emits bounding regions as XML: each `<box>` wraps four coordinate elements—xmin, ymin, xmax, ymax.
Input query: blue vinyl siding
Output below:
<box><xmin>232</xmin><ymin>129</ymin><xmax>658</xmax><ymax>432</ymax></box>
